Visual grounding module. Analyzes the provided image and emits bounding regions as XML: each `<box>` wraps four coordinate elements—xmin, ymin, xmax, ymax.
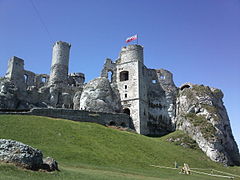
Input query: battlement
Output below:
<box><xmin>120</xmin><ymin>44</ymin><xmax>143</xmax><ymax>52</ymax></box>
<box><xmin>53</xmin><ymin>41</ymin><xmax>71</xmax><ymax>48</ymax></box>
<box><xmin>119</xmin><ymin>44</ymin><xmax>144</xmax><ymax>64</ymax></box>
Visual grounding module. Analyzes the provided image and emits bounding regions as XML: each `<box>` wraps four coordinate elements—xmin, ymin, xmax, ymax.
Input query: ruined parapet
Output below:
<box><xmin>155</xmin><ymin>69</ymin><xmax>176</xmax><ymax>90</ymax></box>
<box><xmin>68</xmin><ymin>73</ymin><xmax>85</xmax><ymax>86</ymax></box>
<box><xmin>36</xmin><ymin>74</ymin><xmax>49</xmax><ymax>88</ymax></box>
<box><xmin>119</xmin><ymin>45</ymin><xmax>144</xmax><ymax>64</ymax></box>
<box><xmin>5</xmin><ymin>56</ymin><xmax>26</xmax><ymax>91</ymax></box>
<box><xmin>101</xmin><ymin>58</ymin><xmax>117</xmax><ymax>83</ymax></box>
<box><xmin>24</xmin><ymin>70</ymin><xmax>36</xmax><ymax>87</ymax></box>
<box><xmin>49</xmin><ymin>41</ymin><xmax>71</xmax><ymax>86</ymax></box>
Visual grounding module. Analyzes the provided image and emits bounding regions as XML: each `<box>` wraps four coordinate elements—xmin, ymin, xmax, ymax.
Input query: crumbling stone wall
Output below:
<box><xmin>0</xmin><ymin>108</ymin><xmax>132</xmax><ymax>128</ymax></box>
<box><xmin>101</xmin><ymin>58</ymin><xmax>117</xmax><ymax>83</ymax></box>
<box><xmin>100</xmin><ymin>45</ymin><xmax>177</xmax><ymax>136</ymax></box>
<box><xmin>146</xmin><ymin>69</ymin><xmax>177</xmax><ymax>135</ymax></box>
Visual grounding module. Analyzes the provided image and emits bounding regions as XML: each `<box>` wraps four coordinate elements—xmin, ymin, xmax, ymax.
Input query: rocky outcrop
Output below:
<box><xmin>42</xmin><ymin>157</ymin><xmax>59</xmax><ymax>171</ymax></box>
<box><xmin>0</xmin><ymin>139</ymin><xmax>43</xmax><ymax>170</ymax></box>
<box><xmin>0</xmin><ymin>78</ymin><xmax>18</xmax><ymax>109</ymax></box>
<box><xmin>0</xmin><ymin>139</ymin><xmax>58</xmax><ymax>171</ymax></box>
<box><xmin>176</xmin><ymin>83</ymin><xmax>240</xmax><ymax>166</ymax></box>
<box><xmin>79</xmin><ymin>77</ymin><xmax>122</xmax><ymax>113</ymax></box>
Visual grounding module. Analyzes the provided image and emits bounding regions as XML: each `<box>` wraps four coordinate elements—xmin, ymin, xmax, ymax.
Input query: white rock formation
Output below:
<box><xmin>79</xmin><ymin>77</ymin><xmax>122</xmax><ymax>113</ymax></box>
<box><xmin>176</xmin><ymin>83</ymin><xmax>240</xmax><ymax>166</ymax></box>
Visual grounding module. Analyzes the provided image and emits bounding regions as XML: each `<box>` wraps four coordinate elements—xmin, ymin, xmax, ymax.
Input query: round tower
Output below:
<box><xmin>49</xmin><ymin>41</ymin><xmax>71</xmax><ymax>85</ymax></box>
<box><xmin>119</xmin><ymin>45</ymin><xmax>143</xmax><ymax>64</ymax></box>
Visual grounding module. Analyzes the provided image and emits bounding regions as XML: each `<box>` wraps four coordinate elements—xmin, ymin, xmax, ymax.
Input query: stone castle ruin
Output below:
<box><xmin>0</xmin><ymin>41</ymin><xmax>239</xmax><ymax>166</ymax></box>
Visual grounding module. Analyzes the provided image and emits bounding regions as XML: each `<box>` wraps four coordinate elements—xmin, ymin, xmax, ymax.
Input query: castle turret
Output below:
<box><xmin>49</xmin><ymin>41</ymin><xmax>71</xmax><ymax>86</ymax></box>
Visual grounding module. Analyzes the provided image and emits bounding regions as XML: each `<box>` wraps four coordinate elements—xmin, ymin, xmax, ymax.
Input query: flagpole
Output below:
<box><xmin>137</xmin><ymin>34</ymin><xmax>138</xmax><ymax>45</ymax></box>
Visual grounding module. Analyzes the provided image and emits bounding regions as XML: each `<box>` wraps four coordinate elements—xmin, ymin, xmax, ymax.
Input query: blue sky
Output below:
<box><xmin>0</xmin><ymin>0</ymin><xmax>239</xmax><ymax>148</ymax></box>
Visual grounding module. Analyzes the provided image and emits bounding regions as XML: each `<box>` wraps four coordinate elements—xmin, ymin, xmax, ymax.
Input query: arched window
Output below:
<box><xmin>120</xmin><ymin>71</ymin><xmax>129</xmax><ymax>81</ymax></box>
<box><xmin>24</xmin><ymin>74</ymin><xmax>28</xmax><ymax>84</ymax></box>
<box><xmin>107</xmin><ymin>71</ymin><xmax>113</xmax><ymax>82</ymax></box>
<box><xmin>42</xmin><ymin>77</ymin><xmax>47</xmax><ymax>83</ymax></box>
<box><xmin>180</xmin><ymin>84</ymin><xmax>191</xmax><ymax>91</ymax></box>
<box><xmin>123</xmin><ymin>108</ymin><xmax>130</xmax><ymax>115</ymax></box>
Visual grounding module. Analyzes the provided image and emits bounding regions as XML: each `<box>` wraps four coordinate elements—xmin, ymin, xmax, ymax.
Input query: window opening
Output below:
<box><xmin>160</xmin><ymin>75</ymin><xmax>165</xmax><ymax>79</ymax></box>
<box><xmin>123</xmin><ymin>108</ymin><xmax>130</xmax><ymax>115</ymax></box>
<box><xmin>107</xmin><ymin>71</ymin><xmax>113</xmax><ymax>82</ymax></box>
<box><xmin>120</xmin><ymin>71</ymin><xmax>129</xmax><ymax>81</ymax></box>
<box><xmin>42</xmin><ymin>77</ymin><xmax>47</xmax><ymax>83</ymax></box>
<box><xmin>152</xmin><ymin>79</ymin><xmax>157</xmax><ymax>84</ymax></box>
<box><xmin>180</xmin><ymin>85</ymin><xmax>191</xmax><ymax>91</ymax></box>
<box><xmin>24</xmin><ymin>74</ymin><xmax>28</xmax><ymax>83</ymax></box>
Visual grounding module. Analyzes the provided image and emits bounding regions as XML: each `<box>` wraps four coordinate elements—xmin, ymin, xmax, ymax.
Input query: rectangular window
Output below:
<box><xmin>125</xmin><ymin>85</ymin><xmax>127</xmax><ymax>89</ymax></box>
<box><xmin>125</xmin><ymin>94</ymin><xmax>127</xmax><ymax>98</ymax></box>
<box><xmin>120</xmin><ymin>71</ymin><xmax>129</xmax><ymax>81</ymax></box>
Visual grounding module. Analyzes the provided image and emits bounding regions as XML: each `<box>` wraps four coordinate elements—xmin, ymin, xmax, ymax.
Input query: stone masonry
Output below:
<box><xmin>0</xmin><ymin>41</ymin><xmax>239</xmax><ymax>166</ymax></box>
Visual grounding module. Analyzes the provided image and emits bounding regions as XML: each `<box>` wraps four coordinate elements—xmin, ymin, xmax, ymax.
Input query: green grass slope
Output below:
<box><xmin>0</xmin><ymin>115</ymin><xmax>239</xmax><ymax>180</ymax></box>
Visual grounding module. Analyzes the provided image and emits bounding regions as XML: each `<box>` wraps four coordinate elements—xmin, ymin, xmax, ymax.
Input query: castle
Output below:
<box><xmin>1</xmin><ymin>41</ymin><xmax>177</xmax><ymax>136</ymax></box>
<box><xmin>0</xmin><ymin>41</ymin><xmax>239</xmax><ymax>165</ymax></box>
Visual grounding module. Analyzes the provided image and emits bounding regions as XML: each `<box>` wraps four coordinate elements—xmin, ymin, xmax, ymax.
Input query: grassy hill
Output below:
<box><xmin>0</xmin><ymin>115</ymin><xmax>239</xmax><ymax>180</ymax></box>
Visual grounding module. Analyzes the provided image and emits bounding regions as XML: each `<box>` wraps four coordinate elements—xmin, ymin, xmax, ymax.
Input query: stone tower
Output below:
<box><xmin>49</xmin><ymin>41</ymin><xmax>71</xmax><ymax>86</ymax></box>
<box><xmin>5</xmin><ymin>56</ymin><xmax>26</xmax><ymax>91</ymax></box>
<box><xmin>116</xmin><ymin>45</ymin><xmax>149</xmax><ymax>134</ymax></box>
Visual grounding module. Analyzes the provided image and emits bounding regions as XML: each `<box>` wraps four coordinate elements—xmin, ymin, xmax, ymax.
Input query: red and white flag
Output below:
<box><xmin>126</xmin><ymin>34</ymin><xmax>138</xmax><ymax>43</ymax></box>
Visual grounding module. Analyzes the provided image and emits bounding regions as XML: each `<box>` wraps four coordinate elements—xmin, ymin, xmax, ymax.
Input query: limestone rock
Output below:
<box><xmin>0</xmin><ymin>139</ymin><xmax>43</xmax><ymax>170</ymax></box>
<box><xmin>0</xmin><ymin>78</ymin><xmax>18</xmax><ymax>109</ymax></box>
<box><xmin>73</xmin><ymin>91</ymin><xmax>82</xmax><ymax>110</ymax></box>
<box><xmin>176</xmin><ymin>84</ymin><xmax>240</xmax><ymax>166</ymax></box>
<box><xmin>42</xmin><ymin>157</ymin><xmax>59</xmax><ymax>171</ymax></box>
<box><xmin>79</xmin><ymin>77</ymin><xmax>122</xmax><ymax>113</ymax></box>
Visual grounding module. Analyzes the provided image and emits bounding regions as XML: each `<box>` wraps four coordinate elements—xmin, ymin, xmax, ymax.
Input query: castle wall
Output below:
<box><xmin>101</xmin><ymin>58</ymin><xmax>117</xmax><ymax>83</ymax></box>
<box><xmin>138</xmin><ymin>64</ymin><xmax>149</xmax><ymax>135</ymax></box>
<box><xmin>0</xmin><ymin>108</ymin><xmax>132</xmax><ymax>128</ymax></box>
<box><xmin>49</xmin><ymin>41</ymin><xmax>71</xmax><ymax>85</ymax></box>
<box><xmin>35</xmin><ymin>74</ymin><xmax>49</xmax><ymax>88</ymax></box>
<box><xmin>23</xmin><ymin>70</ymin><xmax>35</xmax><ymax>87</ymax></box>
<box><xmin>146</xmin><ymin>69</ymin><xmax>177</xmax><ymax>135</ymax></box>
<box><xmin>68</xmin><ymin>73</ymin><xmax>85</xmax><ymax>86</ymax></box>
<box><xmin>5</xmin><ymin>56</ymin><xmax>26</xmax><ymax>91</ymax></box>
